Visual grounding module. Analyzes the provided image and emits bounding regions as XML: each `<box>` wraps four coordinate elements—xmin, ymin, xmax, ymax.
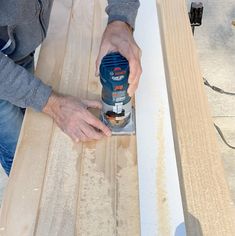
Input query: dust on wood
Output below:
<box><xmin>116</xmin><ymin>137</ymin><xmax>140</xmax><ymax>235</ymax></box>
<box><xmin>76</xmin><ymin>148</ymin><xmax>116</xmax><ymax>235</ymax></box>
<box><xmin>76</xmin><ymin>137</ymin><xmax>140</xmax><ymax>236</ymax></box>
<box><xmin>156</xmin><ymin>107</ymin><xmax>171</xmax><ymax>235</ymax></box>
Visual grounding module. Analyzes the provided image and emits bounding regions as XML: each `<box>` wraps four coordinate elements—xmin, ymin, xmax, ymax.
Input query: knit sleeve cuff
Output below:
<box><xmin>30</xmin><ymin>80</ymin><xmax>52</xmax><ymax>111</ymax></box>
<box><xmin>106</xmin><ymin>2</ymin><xmax>140</xmax><ymax>30</ymax></box>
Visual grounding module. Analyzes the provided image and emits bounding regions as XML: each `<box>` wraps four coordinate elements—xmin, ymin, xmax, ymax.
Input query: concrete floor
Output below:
<box><xmin>0</xmin><ymin>1</ymin><xmax>235</xmax><ymax>206</ymax></box>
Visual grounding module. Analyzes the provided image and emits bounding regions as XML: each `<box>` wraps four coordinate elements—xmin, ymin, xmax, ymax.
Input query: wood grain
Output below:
<box><xmin>0</xmin><ymin>0</ymin><xmax>140</xmax><ymax>235</ymax></box>
<box><xmin>1</xmin><ymin>0</ymin><xmax>230</xmax><ymax>235</ymax></box>
<box><xmin>157</xmin><ymin>0</ymin><xmax>235</xmax><ymax>235</ymax></box>
<box><xmin>34</xmin><ymin>0</ymin><xmax>140</xmax><ymax>234</ymax></box>
<box><xmin>0</xmin><ymin>1</ymin><xmax>73</xmax><ymax>235</ymax></box>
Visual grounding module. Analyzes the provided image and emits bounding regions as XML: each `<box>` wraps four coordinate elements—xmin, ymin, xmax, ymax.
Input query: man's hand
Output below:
<box><xmin>96</xmin><ymin>21</ymin><xmax>142</xmax><ymax>97</ymax></box>
<box><xmin>43</xmin><ymin>92</ymin><xmax>111</xmax><ymax>143</ymax></box>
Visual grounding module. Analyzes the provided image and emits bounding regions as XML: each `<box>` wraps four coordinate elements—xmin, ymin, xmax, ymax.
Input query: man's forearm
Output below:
<box><xmin>0</xmin><ymin>52</ymin><xmax>52</xmax><ymax>111</ymax></box>
<box><xmin>106</xmin><ymin>0</ymin><xmax>140</xmax><ymax>29</ymax></box>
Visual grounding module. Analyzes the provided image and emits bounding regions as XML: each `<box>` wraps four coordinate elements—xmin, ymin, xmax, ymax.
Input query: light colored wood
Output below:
<box><xmin>34</xmin><ymin>0</ymin><xmax>140</xmax><ymax>234</ymax></box>
<box><xmin>34</xmin><ymin>1</ymin><xmax>95</xmax><ymax>233</ymax></box>
<box><xmin>1</xmin><ymin>0</ymin><xmax>232</xmax><ymax>235</ymax></box>
<box><xmin>0</xmin><ymin>0</ymin><xmax>140</xmax><ymax>235</ymax></box>
<box><xmin>157</xmin><ymin>0</ymin><xmax>235</xmax><ymax>235</ymax></box>
<box><xmin>134</xmin><ymin>0</ymin><xmax>185</xmax><ymax>235</ymax></box>
<box><xmin>0</xmin><ymin>1</ymin><xmax>73</xmax><ymax>235</ymax></box>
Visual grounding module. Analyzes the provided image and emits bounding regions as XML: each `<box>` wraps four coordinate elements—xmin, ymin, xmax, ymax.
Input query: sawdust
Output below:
<box><xmin>35</xmin><ymin>133</ymin><xmax>139</xmax><ymax>236</ymax></box>
<box><xmin>76</xmin><ymin>143</ymin><xmax>140</xmax><ymax>236</ymax></box>
<box><xmin>116</xmin><ymin>158</ymin><xmax>140</xmax><ymax>236</ymax></box>
<box><xmin>76</xmin><ymin>148</ymin><xmax>116</xmax><ymax>236</ymax></box>
<box><xmin>156</xmin><ymin>108</ymin><xmax>171</xmax><ymax>235</ymax></box>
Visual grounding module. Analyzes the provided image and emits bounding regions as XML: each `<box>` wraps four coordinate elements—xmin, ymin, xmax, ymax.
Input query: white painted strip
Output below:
<box><xmin>135</xmin><ymin>0</ymin><xmax>186</xmax><ymax>235</ymax></box>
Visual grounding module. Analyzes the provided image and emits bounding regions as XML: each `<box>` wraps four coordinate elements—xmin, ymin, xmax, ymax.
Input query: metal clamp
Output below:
<box><xmin>189</xmin><ymin>2</ymin><xmax>204</xmax><ymax>34</ymax></box>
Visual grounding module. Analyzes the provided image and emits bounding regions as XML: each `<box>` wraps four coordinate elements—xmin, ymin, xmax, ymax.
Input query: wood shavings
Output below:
<box><xmin>77</xmin><ymin>148</ymin><xmax>116</xmax><ymax>236</ymax></box>
<box><xmin>116</xmin><ymin>163</ymin><xmax>140</xmax><ymax>235</ymax></box>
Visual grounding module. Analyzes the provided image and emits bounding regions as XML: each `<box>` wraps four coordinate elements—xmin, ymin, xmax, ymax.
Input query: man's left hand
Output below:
<box><xmin>96</xmin><ymin>21</ymin><xmax>142</xmax><ymax>97</ymax></box>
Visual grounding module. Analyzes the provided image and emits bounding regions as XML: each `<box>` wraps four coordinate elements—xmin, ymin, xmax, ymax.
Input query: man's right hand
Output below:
<box><xmin>42</xmin><ymin>92</ymin><xmax>111</xmax><ymax>143</ymax></box>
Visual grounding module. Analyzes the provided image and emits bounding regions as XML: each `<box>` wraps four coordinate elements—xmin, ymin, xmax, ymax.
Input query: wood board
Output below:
<box><xmin>0</xmin><ymin>1</ymin><xmax>73</xmax><ymax>235</ymax></box>
<box><xmin>0</xmin><ymin>0</ymin><xmax>234</xmax><ymax>235</ymax></box>
<box><xmin>1</xmin><ymin>0</ymin><xmax>141</xmax><ymax>235</ymax></box>
<box><xmin>157</xmin><ymin>0</ymin><xmax>235</xmax><ymax>235</ymax></box>
<box><xmin>0</xmin><ymin>0</ymin><xmax>186</xmax><ymax>235</ymax></box>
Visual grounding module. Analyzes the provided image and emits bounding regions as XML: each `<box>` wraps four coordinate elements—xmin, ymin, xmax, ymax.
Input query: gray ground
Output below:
<box><xmin>0</xmin><ymin>1</ymin><xmax>235</xmax><ymax>205</ymax></box>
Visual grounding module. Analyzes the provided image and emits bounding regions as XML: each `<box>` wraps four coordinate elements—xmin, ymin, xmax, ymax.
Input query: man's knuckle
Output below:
<box><xmin>89</xmin><ymin>118</ymin><xmax>98</xmax><ymax>127</ymax></box>
<box><xmin>75</xmin><ymin>139</ymin><xmax>80</xmax><ymax>143</ymax></box>
<box><xmin>94</xmin><ymin>131</ymin><xmax>101</xmax><ymax>137</ymax></box>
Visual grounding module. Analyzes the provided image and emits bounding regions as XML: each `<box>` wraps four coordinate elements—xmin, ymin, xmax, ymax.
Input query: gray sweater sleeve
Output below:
<box><xmin>0</xmin><ymin>52</ymin><xmax>52</xmax><ymax>111</ymax></box>
<box><xmin>106</xmin><ymin>0</ymin><xmax>140</xmax><ymax>29</ymax></box>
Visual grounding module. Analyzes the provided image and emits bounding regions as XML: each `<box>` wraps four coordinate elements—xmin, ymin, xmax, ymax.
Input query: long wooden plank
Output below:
<box><xmin>34</xmin><ymin>0</ymin><xmax>94</xmax><ymax>233</ymax></box>
<box><xmin>134</xmin><ymin>0</ymin><xmax>185</xmax><ymax>235</ymax></box>
<box><xmin>3</xmin><ymin>0</ymin><xmax>231</xmax><ymax>235</ymax></box>
<box><xmin>157</xmin><ymin>0</ymin><xmax>235</xmax><ymax>235</ymax></box>
<box><xmin>0</xmin><ymin>1</ymin><xmax>73</xmax><ymax>235</ymax></box>
<box><xmin>0</xmin><ymin>0</ymin><xmax>140</xmax><ymax>235</ymax></box>
<box><xmin>34</xmin><ymin>0</ymin><xmax>140</xmax><ymax>234</ymax></box>
<box><xmin>74</xmin><ymin>1</ymin><xmax>140</xmax><ymax>235</ymax></box>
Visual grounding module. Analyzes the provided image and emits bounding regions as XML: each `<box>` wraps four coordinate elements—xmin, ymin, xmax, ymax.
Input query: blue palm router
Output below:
<box><xmin>99</xmin><ymin>52</ymin><xmax>135</xmax><ymax>135</ymax></box>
